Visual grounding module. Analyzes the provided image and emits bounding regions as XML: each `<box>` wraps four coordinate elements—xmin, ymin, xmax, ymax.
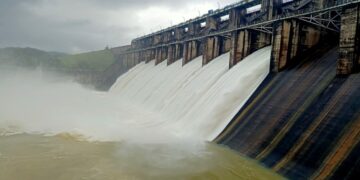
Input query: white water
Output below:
<box><xmin>110</xmin><ymin>46</ymin><xmax>271</xmax><ymax>141</ymax></box>
<box><xmin>0</xmin><ymin>47</ymin><xmax>271</xmax><ymax>143</ymax></box>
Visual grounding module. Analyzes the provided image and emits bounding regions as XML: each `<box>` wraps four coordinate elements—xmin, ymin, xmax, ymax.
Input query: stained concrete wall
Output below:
<box><xmin>230</xmin><ymin>30</ymin><xmax>271</xmax><ymax>68</ymax></box>
<box><xmin>129</xmin><ymin>0</ymin><xmax>360</xmax><ymax>75</ymax></box>
<box><xmin>155</xmin><ymin>47</ymin><xmax>168</xmax><ymax>65</ymax></box>
<box><xmin>168</xmin><ymin>44</ymin><xmax>183</xmax><ymax>65</ymax></box>
<box><xmin>230</xmin><ymin>30</ymin><xmax>251</xmax><ymax>68</ymax></box>
<box><xmin>130</xmin><ymin>0</ymin><xmax>360</xmax><ymax>73</ymax></box>
<box><xmin>68</xmin><ymin>0</ymin><xmax>360</xmax><ymax>93</ymax></box>
<box><xmin>271</xmin><ymin>20</ymin><xmax>322</xmax><ymax>72</ymax></box>
<box><xmin>89</xmin><ymin>2</ymin><xmax>360</xmax><ymax>179</ymax></box>
<box><xmin>203</xmin><ymin>36</ymin><xmax>221</xmax><ymax>65</ymax></box>
<box><xmin>217</xmin><ymin>47</ymin><xmax>360</xmax><ymax>180</ymax></box>
<box><xmin>338</xmin><ymin>4</ymin><xmax>360</xmax><ymax>75</ymax></box>
<box><xmin>183</xmin><ymin>41</ymin><xmax>201</xmax><ymax>65</ymax></box>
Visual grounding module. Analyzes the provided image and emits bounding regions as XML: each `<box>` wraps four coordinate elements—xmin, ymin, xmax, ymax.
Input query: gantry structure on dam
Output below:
<box><xmin>120</xmin><ymin>0</ymin><xmax>360</xmax><ymax>75</ymax></box>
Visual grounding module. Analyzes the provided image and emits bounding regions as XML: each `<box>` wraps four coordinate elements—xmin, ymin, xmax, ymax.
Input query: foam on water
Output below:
<box><xmin>0</xmin><ymin>47</ymin><xmax>271</xmax><ymax>143</ymax></box>
<box><xmin>110</xmin><ymin>47</ymin><xmax>271</xmax><ymax>141</ymax></box>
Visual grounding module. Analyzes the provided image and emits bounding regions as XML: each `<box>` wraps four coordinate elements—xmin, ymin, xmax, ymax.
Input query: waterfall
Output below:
<box><xmin>110</xmin><ymin>46</ymin><xmax>271</xmax><ymax>141</ymax></box>
<box><xmin>0</xmin><ymin>46</ymin><xmax>271</xmax><ymax>142</ymax></box>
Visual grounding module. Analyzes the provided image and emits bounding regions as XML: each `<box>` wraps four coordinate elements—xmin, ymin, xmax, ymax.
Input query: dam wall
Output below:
<box><xmin>216</xmin><ymin>46</ymin><xmax>360</xmax><ymax>179</ymax></box>
<box><xmin>94</xmin><ymin>46</ymin><xmax>141</xmax><ymax>90</ymax></box>
<box><xmin>99</xmin><ymin>0</ymin><xmax>360</xmax><ymax>179</ymax></box>
<box><xmin>124</xmin><ymin>0</ymin><xmax>360</xmax><ymax>76</ymax></box>
<box><xmin>91</xmin><ymin>0</ymin><xmax>360</xmax><ymax>95</ymax></box>
<box><xmin>98</xmin><ymin>1</ymin><xmax>359</xmax><ymax>91</ymax></box>
<box><xmin>338</xmin><ymin>3</ymin><xmax>360</xmax><ymax>74</ymax></box>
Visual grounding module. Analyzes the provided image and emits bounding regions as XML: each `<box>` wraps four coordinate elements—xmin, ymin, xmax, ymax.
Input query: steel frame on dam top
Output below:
<box><xmin>130</xmin><ymin>0</ymin><xmax>357</xmax><ymax>50</ymax></box>
<box><xmin>123</xmin><ymin>0</ymin><xmax>360</xmax><ymax>75</ymax></box>
<box><xmin>132</xmin><ymin>0</ymin><xmax>262</xmax><ymax>41</ymax></box>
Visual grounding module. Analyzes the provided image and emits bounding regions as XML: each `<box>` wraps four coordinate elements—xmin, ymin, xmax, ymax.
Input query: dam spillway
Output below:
<box><xmin>217</xmin><ymin>47</ymin><xmax>360</xmax><ymax>179</ymax></box>
<box><xmin>0</xmin><ymin>0</ymin><xmax>359</xmax><ymax>179</ymax></box>
<box><xmin>0</xmin><ymin>47</ymin><xmax>282</xmax><ymax>179</ymax></box>
<box><xmin>0</xmin><ymin>47</ymin><xmax>271</xmax><ymax>142</ymax></box>
<box><xmin>87</xmin><ymin>0</ymin><xmax>360</xmax><ymax>178</ymax></box>
<box><xmin>110</xmin><ymin>47</ymin><xmax>271</xmax><ymax>141</ymax></box>
<box><xmin>104</xmin><ymin>0</ymin><xmax>360</xmax><ymax>179</ymax></box>
<box><xmin>107</xmin><ymin>41</ymin><xmax>359</xmax><ymax>180</ymax></box>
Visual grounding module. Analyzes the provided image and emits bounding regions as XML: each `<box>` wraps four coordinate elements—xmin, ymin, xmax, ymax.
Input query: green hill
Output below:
<box><xmin>0</xmin><ymin>47</ymin><xmax>66</xmax><ymax>69</ymax></box>
<box><xmin>59</xmin><ymin>49</ymin><xmax>115</xmax><ymax>72</ymax></box>
<box><xmin>0</xmin><ymin>47</ymin><xmax>116</xmax><ymax>72</ymax></box>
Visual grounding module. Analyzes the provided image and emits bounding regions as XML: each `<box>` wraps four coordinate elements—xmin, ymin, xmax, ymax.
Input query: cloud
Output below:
<box><xmin>0</xmin><ymin>0</ymin><xmax>239</xmax><ymax>53</ymax></box>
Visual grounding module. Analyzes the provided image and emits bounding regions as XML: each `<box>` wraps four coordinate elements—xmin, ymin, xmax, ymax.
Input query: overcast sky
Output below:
<box><xmin>0</xmin><ymin>0</ymin><xmax>240</xmax><ymax>53</ymax></box>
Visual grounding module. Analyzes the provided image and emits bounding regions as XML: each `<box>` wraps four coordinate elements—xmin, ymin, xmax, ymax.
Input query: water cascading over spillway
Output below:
<box><xmin>0</xmin><ymin>46</ymin><xmax>280</xmax><ymax>179</ymax></box>
<box><xmin>0</xmin><ymin>47</ymin><xmax>271</xmax><ymax>142</ymax></box>
<box><xmin>110</xmin><ymin>46</ymin><xmax>271</xmax><ymax>141</ymax></box>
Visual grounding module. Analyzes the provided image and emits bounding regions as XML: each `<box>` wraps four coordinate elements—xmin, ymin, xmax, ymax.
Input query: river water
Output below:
<box><xmin>0</xmin><ymin>47</ymin><xmax>284</xmax><ymax>179</ymax></box>
<box><xmin>0</xmin><ymin>134</ymin><xmax>283</xmax><ymax>180</ymax></box>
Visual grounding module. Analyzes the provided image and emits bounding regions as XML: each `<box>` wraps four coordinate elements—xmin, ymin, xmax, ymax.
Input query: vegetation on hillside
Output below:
<box><xmin>0</xmin><ymin>47</ymin><xmax>115</xmax><ymax>72</ymax></box>
<box><xmin>0</xmin><ymin>47</ymin><xmax>66</xmax><ymax>69</ymax></box>
<box><xmin>59</xmin><ymin>49</ymin><xmax>115</xmax><ymax>72</ymax></box>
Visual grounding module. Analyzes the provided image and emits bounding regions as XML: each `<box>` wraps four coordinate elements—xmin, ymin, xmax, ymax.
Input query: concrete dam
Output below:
<box><xmin>95</xmin><ymin>0</ymin><xmax>360</xmax><ymax>179</ymax></box>
<box><xmin>2</xmin><ymin>0</ymin><xmax>357</xmax><ymax>179</ymax></box>
<box><xmin>98</xmin><ymin>0</ymin><xmax>360</xmax><ymax>179</ymax></box>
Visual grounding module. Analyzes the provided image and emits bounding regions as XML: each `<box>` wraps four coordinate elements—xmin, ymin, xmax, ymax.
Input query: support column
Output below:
<box><xmin>261</xmin><ymin>0</ymin><xmax>273</xmax><ymax>20</ymax></box>
<box><xmin>133</xmin><ymin>51</ymin><xmax>141</xmax><ymax>64</ymax></box>
<box><xmin>223</xmin><ymin>36</ymin><xmax>232</xmax><ymax>53</ymax></box>
<box><xmin>229</xmin><ymin>30</ymin><xmax>251</xmax><ymax>68</ymax></box>
<box><xmin>175</xmin><ymin>28</ymin><xmax>185</xmax><ymax>40</ymax></box>
<box><xmin>229</xmin><ymin>7</ymin><xmax>250</xmax><ymax>68</ymax></box>
<box><xmin>167</xmin><ymin>45</ymin><xmax>176</xmax><ymax>65</ymax></box>
<box><xmin>155</xmin><ymin>47</ymin><xmax>168</xmax><ymax>65</ymax></box>
<box><xmin>188</xmin><ymin>22</ymin><xmax>201</xmax><ymax>36</ymax></box>
<box><xmin>337</xmin><ymin>4</ymin><xmax>360</xmax><ymax>75</ymax></box>
<box><xmin>203</xmin><ymin>36</ymin><xmax>221</xmax><ymax>65</ymax></box>
<box><xmin>145</xmin><ymin>49</ymin><xmax>155</xmax><ymax>63</ymax></box>
<box><xmin>183</xmin><ymin>41</ymin><xmax>199</xmax><ymax>65</ymax></box>
<box><xmin>167</xmin><ymin>44</ymin><xmax>183</xmax><ymax>65</ymax></box>
<box><xmin>316</xmin><ymin>0</ymin><xmax>337</xmax><ymax>9</ymax></box>
<box><xmin>229</xmin><ymin>9</ymin><xmax>241</xmax><ymax>29</ymax></box>
<box><xmin>153</xmin><ymin>34</ymin><xmax>162</xmax><ymax>45</ymax></box>
<box><xmin>206</xmin><ymin>16</ymin><xmax>218</xmax><ymax>32</ymax></box>
<box><xmin>202</xmin><ymin>15</ymin><xmax>221</xmax><ymax>65</ymax></box>
<box><xmin>162</xmin><ymin>31</ymin><xmax>172</xmax><ymax>43</ymax></box>
<box><xmin>127</xmin><ymin>53</ymin><xmax>136</xmax><ymax>67</ymax></box>
<box><xmin>271</xmin><ymin>19</ymin><xmax>322</xmax><ymax>72</ymax></box>
<box><xmin>230</xmin><ymin>8</ymin><xmax>247</xmax><ymax>27</ymax></box>
<box><xmin>271</xmin><ymin>20</ymin><xmax>299</xmax><ymax>72</ymax></box>
<box><xmin>256</xmin><ymin>33</ymin><xmax>272</xmax><ymax>50</ymax></box>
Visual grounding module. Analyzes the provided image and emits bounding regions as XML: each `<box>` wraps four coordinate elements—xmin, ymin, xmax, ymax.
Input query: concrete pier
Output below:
<box><xmin>337</xmin><ymin>4</ymin><xmax>360</xmax><ymax>75</ymax></box>
<box><xmin>203</xmin><ymin>36</ymin><xmax>221</xmax><ymax>65</ymax></box>
<box><xmin>167</xmin><ymin>44</ymin><xmax>183</xmax><ymax>65</ymax></box>
<box><xmin>155</xmin><ymin>47</ymin><xmax>168</xmax><ymax>65</ymax></box>
<box><xmin>183</xmin><ymin>40</ymin><xmax>200</xmax><ymax>65</ymax></box>
<box><xmin>230</xmin><ymin>30</ymin><xmax>251</xmax><ymax>68</ymax></box>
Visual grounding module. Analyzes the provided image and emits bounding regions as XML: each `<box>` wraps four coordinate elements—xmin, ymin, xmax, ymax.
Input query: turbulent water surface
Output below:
<box><xmin>0</xmin><ymin>134</ymin><xmax>284</xmax><ymax>180</ymax></box>
<box><xmin>0</xmin><ymin>47</ymin><xmax>283</xmax><ymax>179</ymax></box>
